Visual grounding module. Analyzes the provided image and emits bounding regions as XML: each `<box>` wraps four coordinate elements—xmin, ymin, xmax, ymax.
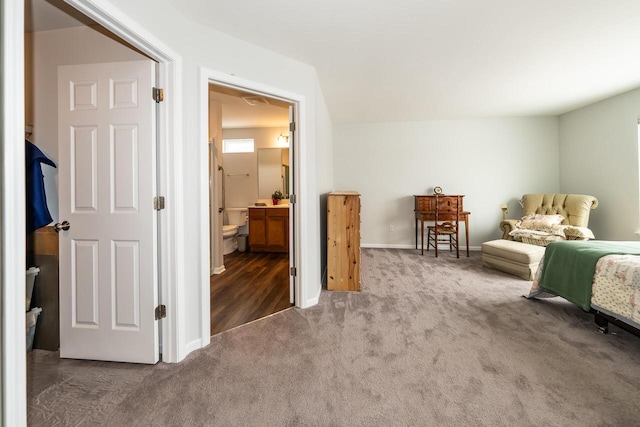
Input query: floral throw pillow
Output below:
<box><xmin>562</xmin><ymin>226</ymin><xmax>595</xmax><ymax>240</ymax></box>
<box><xmin>516</xmin><ymin>214</ymin><xmax>565</xmax><ymax>232</ymax></box>
<box><xmin>508</xmin><ymin>228</ymin><xmax>566</xmax><ymax>246</ymax></box>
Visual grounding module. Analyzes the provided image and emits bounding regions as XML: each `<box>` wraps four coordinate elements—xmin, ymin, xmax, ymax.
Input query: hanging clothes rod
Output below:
<box><xmin>25</xmin><ymin>125</ymin><xmax>34</xmax><ymax>140</ymax></box>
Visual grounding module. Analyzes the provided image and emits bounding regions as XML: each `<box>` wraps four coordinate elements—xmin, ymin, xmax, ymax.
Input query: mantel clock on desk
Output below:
<box><xmin>414</xmin><ymin>192</ymin><xmax>470</xmax><ymax>257</ymax></box>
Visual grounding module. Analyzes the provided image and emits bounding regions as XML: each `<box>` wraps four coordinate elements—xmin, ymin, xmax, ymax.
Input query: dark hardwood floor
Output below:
<box><xmin>210</xmin><ymin>250</ymin><xmax>291</xmax><ymax>336</ymax></box>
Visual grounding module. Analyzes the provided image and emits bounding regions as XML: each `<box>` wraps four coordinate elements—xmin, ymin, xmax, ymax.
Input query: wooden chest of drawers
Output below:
<box><xmin>327</xmin><ymin>192</ymin><xmax>361</xmax><ymax>291</ymax></box>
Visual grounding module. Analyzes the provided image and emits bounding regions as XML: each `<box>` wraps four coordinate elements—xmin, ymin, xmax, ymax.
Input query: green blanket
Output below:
<box><xmin>538</xmin><ymin>240</ymin><xmax>640</xmax><ymax>311</ymax></box>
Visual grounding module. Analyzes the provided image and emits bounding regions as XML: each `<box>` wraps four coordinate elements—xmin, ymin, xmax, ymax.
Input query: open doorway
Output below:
<box><xmin>24</xmin><ymin>0</ymin><xmax>164</xmax><ymax>362</ymax></box>
<box><xmin>208</xmin><ymin>84</ymin><xmax>295</xmax><ymax>335</ymax></box>
<box><xmin>23</xmin><ymin>0</ymin><xmax>170</xmax><ymax>421</ymax></box>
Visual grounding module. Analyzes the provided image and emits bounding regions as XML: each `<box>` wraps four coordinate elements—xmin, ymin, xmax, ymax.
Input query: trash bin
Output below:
<box><xmin>26</xmin><ymin>307</ymin><xmax>42</xmax><ymax>352</ymax></box>
<box><xmin>237</xmin><ymin>235</ymin><xmax>248</xmax><ymax>252</ymax></box>
<box><xmin>26</xmin><ymin>267</ymin><xmax>40</xmax><ymax>311</ymax></box>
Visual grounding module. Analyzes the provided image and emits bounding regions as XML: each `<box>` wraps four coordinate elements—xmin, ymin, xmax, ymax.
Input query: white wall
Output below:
<box><xmin>104</xmin><ymin>0</ymin><xmax>333</xmax><ymax>351</ymax></box>
<box><xmin>221</xmin><ymin>127</ymin><xmax>288</xmax><ymax>208</ymax></box>
<box><xmin>315</xmin><ymin>81</ymin><xmax>334</xmax><ymax>193</ymax></box>
<box><xmin>315</xmin><ymin>80</ymin><xmax>334</xmax><ymax>283</ymax></box>
<box><xmin>25</xmin><ymin>26</ymin><xmax>149</xmax><ymax>223</ymax></box>
<box><xmin>333</xmin><ymin>118</ymin><xmax>559</xmax><ymax>248</ymax></box>
<box><xmin>559</xmin><ymin>87</ymin><xmax>640</xmax><ymax>240</ymax></box>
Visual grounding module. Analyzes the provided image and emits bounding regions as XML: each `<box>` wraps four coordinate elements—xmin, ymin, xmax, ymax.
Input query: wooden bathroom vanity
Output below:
<box><xmin>248</xmin><ymin>206</ymin><xmax>289</xmax><ymax>252</ymax></box>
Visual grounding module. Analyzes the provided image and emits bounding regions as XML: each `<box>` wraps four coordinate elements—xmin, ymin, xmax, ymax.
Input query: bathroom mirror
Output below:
<box><xmin>258</xmin><ymin>148</ymin><xmax>289</xmax><ymax>199</ymax></box>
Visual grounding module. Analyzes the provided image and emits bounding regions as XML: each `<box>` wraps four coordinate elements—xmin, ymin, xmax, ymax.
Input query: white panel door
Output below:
<box><xmin>58</xmin><ymin>60</ymin><xmax>158</xmax><ymax>363</ymax></box>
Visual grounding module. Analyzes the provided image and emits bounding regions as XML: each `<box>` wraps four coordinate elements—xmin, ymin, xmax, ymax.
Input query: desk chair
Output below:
<box><xmin>427</xmin><ymin>194</ymin><xmax>461</xmax><ymax>258</ymax></box>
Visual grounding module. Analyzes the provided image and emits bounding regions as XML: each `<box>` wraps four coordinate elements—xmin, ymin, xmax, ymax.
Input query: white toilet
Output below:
<box><xmin>223</xmin><ymin>208</ymin><xmax>248</xmax><ymax>255</ymax></box>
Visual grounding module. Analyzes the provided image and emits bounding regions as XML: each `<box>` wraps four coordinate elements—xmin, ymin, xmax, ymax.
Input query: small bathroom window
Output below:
<box><xmin>223</xmin><ymin>138</ymin><xmax>254</xmax><ymax>154</ymax></box>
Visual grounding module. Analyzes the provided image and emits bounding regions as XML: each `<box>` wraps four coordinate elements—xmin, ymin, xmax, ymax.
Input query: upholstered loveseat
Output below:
<box><xmin>482</xmin><ymin>194</ymin><xmax>599</xmax><ymax>279</ymax></box>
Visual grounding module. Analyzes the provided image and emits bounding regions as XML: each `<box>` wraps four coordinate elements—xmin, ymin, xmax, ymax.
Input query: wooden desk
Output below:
<box><xmin>414</xmin><ymin>195</ymin><xmax>470</xmax><ymax>257</ymax></box>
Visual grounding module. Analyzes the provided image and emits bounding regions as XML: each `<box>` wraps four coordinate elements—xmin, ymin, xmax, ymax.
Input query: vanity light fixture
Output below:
<box><xmin>277</xmin><ymin>133</ymin><xmax>289</xmax><ymax>146</ymax></box>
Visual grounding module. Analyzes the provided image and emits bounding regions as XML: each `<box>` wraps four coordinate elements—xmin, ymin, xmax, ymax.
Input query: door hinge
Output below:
<box><xmin>154</xmin><ymin>196</ymin><xmax>165</xmax><ymax>211</ymax></box>
<box><xmin>289</xmin><ymin>194</ymin><xmax>296</xmax><ymax>204</ymax></box>
<box><xmin>152</xmin><ymin>87</ymin><xmax>164</xmax><ymax>103</ymax></box>
<box><xmin>155</xmin><ymin>304</ymin><xmax>166</xmax><ymax>320</ymax></box>
<box><xmin>290</xmin><ymin>267</ymin><xmax>297</xmax><ymax>277</ymax></box>
<box><xmin>289</xmin><ymin>121</ymin><xmax>296</xmax><ymax>132</ymax></box>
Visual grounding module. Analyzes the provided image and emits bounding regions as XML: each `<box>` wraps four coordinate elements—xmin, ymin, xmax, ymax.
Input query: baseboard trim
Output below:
<box><xmin>301</xmin><ymin>289</ymin><xmax>320</xmax><ymax>309</ymax></box>
<box><xmin>184</xmin><ymin>338</ymin><xmax>204</xmax><ymax>356</ymax></box>
<box><xmin>361</xmin><ymin>243</ymin><xmax>481</xmax><ymax>251</ymax></box>
<box><xmin>361</xmin><ymin>243</ymin><xmax>415</xmax><ymax>249</ymax></box>
<box><xmin>211</xmin><ymin>265</ymin><xmax>226</xmax><ymax>275</ymax></box>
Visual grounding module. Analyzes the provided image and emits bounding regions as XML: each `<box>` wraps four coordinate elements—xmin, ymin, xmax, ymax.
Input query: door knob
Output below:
<box><xmin>54</xmin><ymin>221</ymin><xmax>71</xmax><ymax>232</ymax></box>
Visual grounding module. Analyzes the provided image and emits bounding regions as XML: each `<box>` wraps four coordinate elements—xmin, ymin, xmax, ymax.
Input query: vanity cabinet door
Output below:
<box><xmin>248</xmin><ymin>208</ymin><xmax>266</xmax><ymax>247</ymax></box>
<box><xmin>248</xmin><ymin>207</ymin><xmax>289</xmax><ymax>252</ymax></box>
<box><xmin>265</xmin><ymin>209</ymin><xmax>289</xmax><ymax>252</ymax></box>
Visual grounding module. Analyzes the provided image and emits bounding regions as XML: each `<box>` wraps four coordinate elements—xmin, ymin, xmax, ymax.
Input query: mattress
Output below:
<box><xmin>591</xmin><ymin>254</ymin><xmax>640</xmax><ymax>329</ymax></box>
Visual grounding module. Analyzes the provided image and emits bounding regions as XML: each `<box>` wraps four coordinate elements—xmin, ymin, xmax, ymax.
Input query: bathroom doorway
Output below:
<box><xmin>208</xmin><ymin>84</ymin><xmax>294</xmax><ymax>335</ymax></box>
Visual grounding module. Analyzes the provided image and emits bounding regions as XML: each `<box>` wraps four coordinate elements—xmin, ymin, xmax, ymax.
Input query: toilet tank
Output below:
<box><xmin>226</xmin><ymin>208</ymin><xmax>248</xmax><ymax>226</ymax></box>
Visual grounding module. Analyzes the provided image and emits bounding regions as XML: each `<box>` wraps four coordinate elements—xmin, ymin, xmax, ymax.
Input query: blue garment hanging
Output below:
<box><xmin>25</xmin><ymin>140</ymin><xmax>56</xmax><ymax>234</ymax></box>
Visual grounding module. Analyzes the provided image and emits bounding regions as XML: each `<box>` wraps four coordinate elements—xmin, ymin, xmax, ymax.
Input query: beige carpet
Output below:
<box><xmin>27</xmin><ymin>249</ymin><xmax>640</xmax><ymax>426</ymax></box>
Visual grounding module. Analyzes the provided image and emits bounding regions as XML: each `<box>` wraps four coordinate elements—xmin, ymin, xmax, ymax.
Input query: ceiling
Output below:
<box><xmin>26</xmin><ymin>0</ymin><xmax>640</xmax><ymax>124</ymax></box>
<box><xmin>209</xmin><ymin>86</ymin><xmax>290</xmax><ymax>129</ymax></box>
<box><xmin>24</xmin><ymin>0</ymin><xmax>93</xmax><ymax>32</ymax></box>
<box><xmin>178</xmin><ymin>0</ymin><xmax>640</xmax><ymax>123</ymax></box>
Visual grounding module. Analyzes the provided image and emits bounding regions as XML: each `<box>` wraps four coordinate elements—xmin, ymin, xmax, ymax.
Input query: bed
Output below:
<box><xmin>528</xmin><ymin>240</ymin><xmax>640</xmax><ymax>333</ymax></box>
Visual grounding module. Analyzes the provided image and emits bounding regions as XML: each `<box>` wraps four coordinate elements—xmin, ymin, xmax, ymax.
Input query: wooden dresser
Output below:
<box><xmin>327</xmin><ymin>191</ymin><xmax>361</xmax><ymax>291</ymax></box>
<box><xmin>248</xmin><ymin>207</ymin><xmax>289</xmax><ymax>252</ymax></box>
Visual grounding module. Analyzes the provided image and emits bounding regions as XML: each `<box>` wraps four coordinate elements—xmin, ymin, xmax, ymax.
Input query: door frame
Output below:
<box><xmin>1</xmin><ymin>0</ymin><xmax>27</xmax><ymax>425</ymax></box>
<box><xmin>199</xmin><ymin>68</ymin><xmax>305</xmax><ymax>344</ymax></box>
